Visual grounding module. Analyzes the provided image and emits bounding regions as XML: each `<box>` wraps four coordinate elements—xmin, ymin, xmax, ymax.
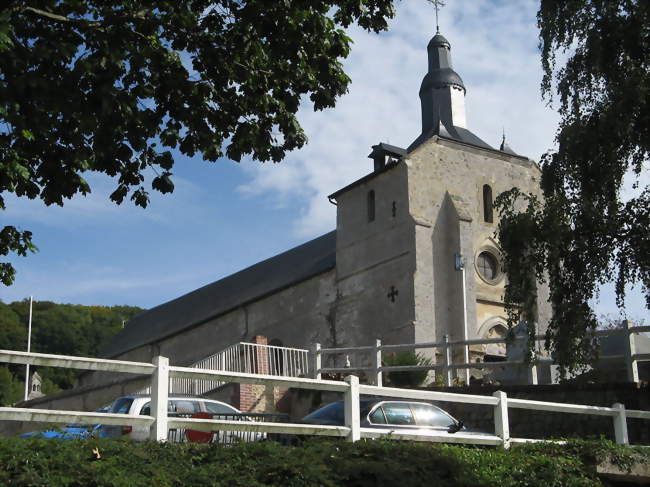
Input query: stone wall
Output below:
<box><xmin>76</xmin><ymin>270</ymin><xmax>337</xmax><ymax>389</ymax></box>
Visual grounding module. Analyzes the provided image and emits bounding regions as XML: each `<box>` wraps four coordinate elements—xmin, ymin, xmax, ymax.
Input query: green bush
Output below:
<box><xmin>1</xmin><ymin>437</ymin><xmax>645</xmax><ymax>487</ymax></box>
<box><xmin>383</xmin><ymin>351</ymin><xmax>433</xmax><ymax>388</ymax></box>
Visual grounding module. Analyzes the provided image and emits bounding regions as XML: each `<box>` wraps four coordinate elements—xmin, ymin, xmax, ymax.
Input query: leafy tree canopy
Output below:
<box><xmin>0</xmin><ymin>0</ymin><xmax>396</xmax><ymax>285</ymax></box>
<box><xmin>0</xmin><ymin>300</ymin><xmax>143</xmax><ymax>402</ymax></box>
<box><xmin>495</xmin><ymin>0</ymin><xmax>649</xmax><ymax>376</ymax></box>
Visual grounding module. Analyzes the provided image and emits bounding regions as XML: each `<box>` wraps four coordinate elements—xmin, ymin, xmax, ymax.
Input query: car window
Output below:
<box><xmin>368</xmin><ymin>407</ymin><xmax>387</xmax><ymax>424</ymax></box>
<box><xmin>170</xmin><ymin>400</ymin><xmax>199</xmax><ymax>413</ymax></box>
<box><xmin>204</xmin><ymin>402</ymin><xmax>238</xmax><ymax>415</ymax></box>
<box><xmin>410</xmin><ymin>403</ymin><xmax>455</xmax><ymax>428</ymax></box>
<box><xmin>382</xmin><ymin>403</ymin><xmax>415</xmax><ymax>426</ymax></box>
<box><xmin>110</xmin><ymin>397</ymin><xmax>134</xmax><ymax>414</ymax></box>
<box><xmin>140</xmin><ymin>400</ymin><xmax>201</xmax><ymax>415</ymax></box>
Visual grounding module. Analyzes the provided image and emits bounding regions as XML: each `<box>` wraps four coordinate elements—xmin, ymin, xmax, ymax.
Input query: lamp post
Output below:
<box><xmin>454</xmin><ymin>253</ymin><xmax>471</xmax><ymax>385</ymax></box>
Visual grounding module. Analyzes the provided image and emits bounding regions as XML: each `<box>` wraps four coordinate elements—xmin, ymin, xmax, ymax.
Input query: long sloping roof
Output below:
<box><xmin>101</xmin><ymin>231</ymin><xmax>337</xmax><ymax>358</ymax></box>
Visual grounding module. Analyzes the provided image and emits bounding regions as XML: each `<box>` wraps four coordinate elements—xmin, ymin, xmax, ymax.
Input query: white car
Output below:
<box><xmin>102</xmin><ymin>394</ymin><xmax>261</xmax><ymax>443</ymax></box>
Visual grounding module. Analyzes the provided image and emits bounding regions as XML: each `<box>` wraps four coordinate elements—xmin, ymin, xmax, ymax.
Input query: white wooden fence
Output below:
<box><xmin>0</xmin><ymin>349</ymin><xmax>648</xmax><ymax>447</ymax></box>
<box><xmin>313</xmin><ymin>322</ymin><xmax>650</xmax><ymax>387</ymax></box>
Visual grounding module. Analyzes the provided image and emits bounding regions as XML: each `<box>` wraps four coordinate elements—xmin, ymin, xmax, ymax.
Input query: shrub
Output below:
<box><xmin>0</xmin><ymin>437</ymin><xmax>646</xmax><ymax>487</ymax></box>
<box><xmin>383</xmin><ymin>351</ymin><xmax>433</xmax><ymax>388</ymax></box>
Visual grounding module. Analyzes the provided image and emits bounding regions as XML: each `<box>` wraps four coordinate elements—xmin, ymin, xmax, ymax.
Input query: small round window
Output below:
<box><xmin>476</xmin><ymin>251</ymin><xmax>499</xmax><ymax>282</ymax></box>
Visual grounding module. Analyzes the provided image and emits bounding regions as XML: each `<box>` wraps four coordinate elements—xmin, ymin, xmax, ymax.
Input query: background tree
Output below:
<box><xmin>495</xmin><ymin>0</ymin><xmax>649</xmax><ymax>376</ymax></box>
<box><xmin>0</xmin><ymin>299</ymin><xmax>143</xmax><ymax>403</ymax></box>
<box><xmin>0</xmin><ymin>0</ymin><xmax>396</xmax><ymax>285</ymax></box>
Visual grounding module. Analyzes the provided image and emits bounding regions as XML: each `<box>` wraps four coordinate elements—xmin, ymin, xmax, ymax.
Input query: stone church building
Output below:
<box><xmin>99</xmin><ymin>31</ymin><xmax>550</xmax><ymax>377</ymax></box>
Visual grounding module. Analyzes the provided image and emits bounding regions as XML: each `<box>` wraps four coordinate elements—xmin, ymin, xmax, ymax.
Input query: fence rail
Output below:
<box><xmin>314</xmin><ymin>322</ymin><xmax>650</xmax><ymax>387</ymax></box>
<box><xmin>0</xmin><ymin>349</ymin><xmax>648</xmax><ymax>447</ymax></box>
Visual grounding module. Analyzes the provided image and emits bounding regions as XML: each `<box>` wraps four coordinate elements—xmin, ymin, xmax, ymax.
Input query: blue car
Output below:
<box><xmin>20</xmin><ymin>408</ymin><xmax>110</xmax><ymax>439</ymax></box>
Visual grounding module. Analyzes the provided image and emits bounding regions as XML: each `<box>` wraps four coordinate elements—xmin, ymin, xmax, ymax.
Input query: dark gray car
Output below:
<box><xmin>302</xmin><ymin>400</ymin><xmax>466</xmax><ymax>433</ymax></box>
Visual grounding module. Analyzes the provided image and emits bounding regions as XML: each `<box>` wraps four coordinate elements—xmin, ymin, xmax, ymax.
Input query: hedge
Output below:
<box><xmin>0</xmin><ymin>437</ymin><xmax>647</xmax><ymax>487</ymax></box>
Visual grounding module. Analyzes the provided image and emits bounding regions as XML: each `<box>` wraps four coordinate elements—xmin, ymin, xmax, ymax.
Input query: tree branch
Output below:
<box><xmin>21</xmin><ymin>6</ymin><xmax>103</xmax><ymax>28</ymax></box>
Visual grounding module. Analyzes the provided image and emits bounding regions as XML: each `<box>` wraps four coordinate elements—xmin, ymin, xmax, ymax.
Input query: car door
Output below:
<box><xmin>136</xmin><ymin>399</ymin><xmax>201</xmax><ymax>441</ymax></box>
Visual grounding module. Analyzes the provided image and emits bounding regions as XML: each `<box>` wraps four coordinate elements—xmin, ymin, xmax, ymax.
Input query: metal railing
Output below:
<box><xmin>158</xmin><ymin>342</ymin><xmax>310</xmax><ymax>396</ymax></box>
<box><xmin>165</xmin><ymin>412</ymin><xmax>289</xmax><ymax>444</ymax></box>
<box><xmin>0</xmin><ymin>349</ymin><xmax>648</xmax><ymax>447</ymax></box>
<box><xmin>313</xmin><ymin>322</ymin><xmax>650</xmax><ymax>386</ymax></box>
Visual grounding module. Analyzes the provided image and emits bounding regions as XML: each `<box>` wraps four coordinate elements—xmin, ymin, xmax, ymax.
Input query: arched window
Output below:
<box><xmin>367</xmin><ymin>190</ymin><xmax>376</xmax><ymax>222</ymax></box>
<box><xmin>482</xmin><ymin>185</ymin><xmax>493</xmax><ymax>223</ymax></box>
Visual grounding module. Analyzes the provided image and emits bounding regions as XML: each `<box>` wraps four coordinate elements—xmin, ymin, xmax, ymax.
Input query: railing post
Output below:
<box><xmin>313</xmin><ymin>343</ymin><xmax>322</xmax><ymax>380</ymax></box>
<box><xmin>443</xmin><ymin>335</ymin><xmax>452</xmax><ymax>387</ymax></box>
<box><xmin>150</xmin><ymin>356</ymin><xmax>169</xmax><ymax>441</ymax></box>
<box><xmin>493</xmin><ymin>390</ymin><xmax>510</xmax><ymax>449</ymax></box>
<box><xmin>624</xmin><ymin>320</ymin><xmax>639</xmax><ymax>383</ymax></box>
<box><xmin>373</xmin><ymin>339</ymin><xmax>383</xmax><ymax>387</ymax></box>
<box><xmin>528</xmin><ymin>354</ymin><xmax>539</xmax><ymax>385</ymax></box>
<box><xmin>344</xmin><ymin>374</ymin><xmax>360</xmax><ymax>442</ymax></box>
<box><xmin>612</xmin><ymin>402</ymin><xmax>629</xmax><ymax>445</ymax></box>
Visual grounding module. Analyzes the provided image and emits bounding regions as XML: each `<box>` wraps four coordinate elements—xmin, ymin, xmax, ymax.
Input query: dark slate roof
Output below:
<box><xmin>407</xmin><ymin>122</ymin><xmax>494</xmax><ymax>153</ymax></box>
<box><xmin>367</xmin><ymin>142</ymin><xmax>407</xmax><ymax>159</ymax></box>
<box><xmin>420</xmin><ymin>68</ymin><xmax>466</xmax><ymax>93</ymax></box>
<box><xmin>101</xmin><ymin>231</ymin><xmax>337</xmax><ymax>358</ymax></box>
<box><xmin>429</xmin><ymin>33</ymin><xmax>451</xmax><ymax>49</ymax></box>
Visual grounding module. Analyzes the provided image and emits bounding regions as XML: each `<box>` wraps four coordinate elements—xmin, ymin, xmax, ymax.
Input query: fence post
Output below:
<box><xmin>624</xmin><ymin>320</ymin><xmax>639</xmax><ymax>383</ymax></box>
<box><xmin>313</xmin><ymin>343</ymin><xmax>322</xmax><ymax>380</ymax></box>
<box><xmin>344</xmin><ymin>374</ymin><xmax>360</xmax><ymax>442</ymax></box>
<box><xmin>612</xmin><ymin>402</ymin><xmax>629</xmax><ymax>445</ymax></box>
<box><xmin>443</xmin><ymin>335</ymin><xmax>452</xmax><ymax>387</ymax></box>
<box><xmin>493</xmin><ymin>390</ymin><xmax>510</xmax><ymax>449</ymax></box>
<box><xmin>373</xmin><ymin>339</ymin><xmax>383</xmax><ymax>387</ymax></box>
<box><xmin>150</xmin><ymin>355</ymin><xmax>169</xmax><ymax>441</ymax></box>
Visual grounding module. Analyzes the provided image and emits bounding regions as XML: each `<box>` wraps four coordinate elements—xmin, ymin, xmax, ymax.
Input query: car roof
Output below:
<box><xmin>119</xmin><ymin>394</ymin><xmax>220</xmax><ymax>400</ymax></box>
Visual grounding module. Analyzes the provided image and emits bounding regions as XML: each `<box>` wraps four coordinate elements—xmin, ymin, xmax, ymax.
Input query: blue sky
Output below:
<box><xmin>2</xmin><ymin>1</ymin><xmax>647</xmax><ymax>322</ymax></box>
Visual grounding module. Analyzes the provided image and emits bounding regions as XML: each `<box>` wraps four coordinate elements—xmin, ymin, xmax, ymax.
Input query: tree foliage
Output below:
<box><xmin>495</xmin><ymin>0</ymin><xmax>649</xmax><ymax>375</ymax></box>
<box><xmin>0</xmin><ymin>299</ymin><xmax>143</xmax><ymax>404</ymax></box>
<box><xmin>0</xmin><ymin>0</ymin><xmax>396</xmax><ymax>284</ymax></box>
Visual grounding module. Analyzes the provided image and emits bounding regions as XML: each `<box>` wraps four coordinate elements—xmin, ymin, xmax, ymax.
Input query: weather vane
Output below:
<box><xmin>426</xmin><ymin>0</ymin><xmax>445</xmax><ymax>33</ymax></box>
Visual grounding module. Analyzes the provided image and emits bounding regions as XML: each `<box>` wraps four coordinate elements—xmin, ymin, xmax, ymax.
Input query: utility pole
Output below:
<box><xmin>23</xmin><ymin>296</ymin><xmax>33</xmax><ymax>402</ymax></box>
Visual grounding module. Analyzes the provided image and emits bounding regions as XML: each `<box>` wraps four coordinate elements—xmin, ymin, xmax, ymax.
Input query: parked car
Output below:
<box><xmin>301</xmin><ymin>400</ymin><xmax>471</xmax><ymax>435</ymax></box>
<box><xmin>20</xmin><ymin>407</ymin><xmax>111</xmax><ymax>439</ymax></box>
<box><xmin>101</xmin><ymin>394</ymin><xmax>265</xmax><ymax>443</ymax></box>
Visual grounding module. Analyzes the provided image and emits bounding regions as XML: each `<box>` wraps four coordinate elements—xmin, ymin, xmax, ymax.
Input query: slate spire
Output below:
<box><xmin>418</xmin><ymin>31</ymin><xmax>467</xmax><ymax>136</ymax></box>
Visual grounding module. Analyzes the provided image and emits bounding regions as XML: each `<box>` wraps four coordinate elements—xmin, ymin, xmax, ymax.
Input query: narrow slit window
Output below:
<box><xmin>483</xmin><ymin>185</ymin><xmax>493</xmax><ymax>223</ymax></box>
<box><xmin>367</xmin><ymin>190</ymin><xmax>375</xmax><ymax>222</ymax></box>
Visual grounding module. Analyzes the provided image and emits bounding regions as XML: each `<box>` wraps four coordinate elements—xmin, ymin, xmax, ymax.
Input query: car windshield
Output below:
<box><xmin>109</xmin><ymin>397</ymin><xmax>134</xmax><ymax>414</ymax></box>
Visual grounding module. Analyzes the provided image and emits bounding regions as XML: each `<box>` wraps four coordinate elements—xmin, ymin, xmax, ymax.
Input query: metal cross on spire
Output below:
<box><xmin>426</xmin><ymin>0</ymin><xmax>446</xmax><ymax>33</ymax></box>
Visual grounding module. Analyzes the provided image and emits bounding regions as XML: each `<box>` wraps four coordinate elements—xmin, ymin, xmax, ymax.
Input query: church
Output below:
<box><xmin>99</xmin><ymin>29</ymin><xmax>550</xmax><ymax>377</ymax></box>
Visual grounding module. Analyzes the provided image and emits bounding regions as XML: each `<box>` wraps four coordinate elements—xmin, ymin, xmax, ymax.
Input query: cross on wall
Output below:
<box><xmin>387</xmin><ymin>286</ymin><xmax>399</xmax><ymax>302</ymax></box>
